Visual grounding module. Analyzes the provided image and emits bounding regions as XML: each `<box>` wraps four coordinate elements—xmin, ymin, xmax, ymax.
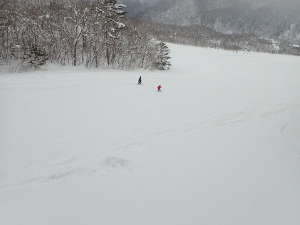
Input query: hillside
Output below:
<box><xmin>1</xmin><ymin>44</ymin><xmax>300</xmax><ymax>224</ymax></box>
<box><xmin>123</xmin><ymin>0</ymin><xmax>300</xmax><ymax>43</ymax></box>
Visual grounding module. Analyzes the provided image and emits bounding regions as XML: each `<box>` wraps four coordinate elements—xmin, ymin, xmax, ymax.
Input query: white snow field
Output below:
<box><xmin>0</xmin><ymin>44</ymin><xmax>300</xmax><ymax>225</ymax></box>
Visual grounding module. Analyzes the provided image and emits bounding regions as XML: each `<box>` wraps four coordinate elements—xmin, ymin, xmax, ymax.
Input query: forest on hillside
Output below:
<box><xmin>124</xmin><ymin>0</ymin><xmax>300</xmax><ymax>44</ymax></box>
<box><xmin>132</xmin><ymin>20</ymin><xmax>300</xmax><ymax>56</ymax></box>
<box><xmin>0</xmin><ymin>0</ymin><xmax>171</xmax><ymax>71</ymax></box>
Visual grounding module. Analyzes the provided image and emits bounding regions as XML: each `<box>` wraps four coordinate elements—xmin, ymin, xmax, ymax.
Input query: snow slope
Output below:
<box><xmin>0</xmin><ymin>44</ymin><xmax>300</xmax><ymax>225</ymax></box>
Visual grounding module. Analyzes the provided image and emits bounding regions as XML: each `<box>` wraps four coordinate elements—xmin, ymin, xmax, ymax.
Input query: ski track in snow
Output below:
<box><xmin>0</xmin><ymin>101</ymin><xmax>298</xmax><ymax>190</ymax></box>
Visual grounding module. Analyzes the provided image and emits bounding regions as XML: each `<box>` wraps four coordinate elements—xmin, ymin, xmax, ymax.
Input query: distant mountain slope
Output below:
<box><xmin>122</xmin><ymin>0</ymin><xmax>300</xmax><ymax>42</ymax></box>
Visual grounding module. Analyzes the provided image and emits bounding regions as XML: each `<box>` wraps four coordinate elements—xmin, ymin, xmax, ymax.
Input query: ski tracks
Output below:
<box><xmin>1</xmin><ymin>102</ymin><xmax>299</xmax><ymax>191</ymax></box>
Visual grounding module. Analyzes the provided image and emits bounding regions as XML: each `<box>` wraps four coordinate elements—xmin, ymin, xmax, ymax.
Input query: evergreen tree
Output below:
<box><xmin>156</xmin><ymin>42</ymin><xmax>171</xmax><ymax>70</ymax></box>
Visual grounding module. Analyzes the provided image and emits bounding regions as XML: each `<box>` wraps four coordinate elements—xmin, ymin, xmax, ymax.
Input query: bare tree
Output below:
<box><xmin>0</xmin><ymin>0</ymin><xmax>163</xmax><ymax>71</ymax></box>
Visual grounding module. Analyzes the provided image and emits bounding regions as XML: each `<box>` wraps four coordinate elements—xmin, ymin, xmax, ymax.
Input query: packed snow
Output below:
<box><xmin>0</xmin><ymin>44</ymin><xmax>300</xmax><ymax>225</ymax></box>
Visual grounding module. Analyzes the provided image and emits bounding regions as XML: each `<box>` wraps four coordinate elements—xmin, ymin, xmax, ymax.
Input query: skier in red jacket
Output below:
<box><xmin>157</xmin><ymin>85</ymin><xmax>162</xmax><ymax>92</ymax></box>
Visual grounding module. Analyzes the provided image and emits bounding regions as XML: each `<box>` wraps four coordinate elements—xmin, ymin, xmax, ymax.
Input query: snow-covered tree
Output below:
<box><xmin>23</xmin><ymin>45</ymin><xmax>48</xmax><ymax>69</ymax></box>
<box><xmin>155</xmin><ymin>42</ymin><xmax>171</xmax><ymax>70</ymax></box>
<box><xmin>95</xmin><ymin>0</ymin><xmax>126</xmax><ymax>66</ymax></box>
<box><xmin>0</xmin><ymin>0</ymin><xmax>161</xmax><ymax>70</ymax></box>
<box><xmin>58</xmin><ymin>4</ymin><xmax>90</xmax><ymax>66</ymax></box>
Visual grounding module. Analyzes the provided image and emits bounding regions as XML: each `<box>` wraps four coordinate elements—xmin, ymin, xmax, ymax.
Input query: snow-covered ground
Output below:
<box><xmin>0</xmin><ymin>44</ymin><xmax>300</xmax><ymax>225</ymax></box>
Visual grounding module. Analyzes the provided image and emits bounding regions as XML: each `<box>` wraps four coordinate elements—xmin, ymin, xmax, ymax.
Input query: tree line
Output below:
<box><xmin>131</xmin><ymin>20</ymin><xmax>300</xmax><ymax>56</ymax></box>
<box><xmin>0</xmin><ymin>0</ymin><xmax>171</xmax><ymax>71</ymax></box>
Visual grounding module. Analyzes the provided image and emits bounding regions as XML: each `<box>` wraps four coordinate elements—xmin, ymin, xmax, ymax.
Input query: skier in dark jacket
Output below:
<box><xmin>137</xmin><ymin>76</ymin><xmax>142</xmax><ymax>85</ymax></box>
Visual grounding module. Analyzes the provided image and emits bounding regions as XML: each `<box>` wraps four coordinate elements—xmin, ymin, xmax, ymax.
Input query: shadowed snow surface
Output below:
<box><xmin>0</xmin><ymin>44</ymin><xmax>300</xmax><ymax>225</ymax></box>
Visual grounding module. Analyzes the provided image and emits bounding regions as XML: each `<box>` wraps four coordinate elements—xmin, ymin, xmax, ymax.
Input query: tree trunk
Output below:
<box><xmin>73</xmin><ymin>42</ymin><xmax>77</xmax><ymax>66</ymax></box>
<box><xmin>106</xmin><ymin>47</ymin><xmax>110</xmax><ymax>66</ymax></box>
